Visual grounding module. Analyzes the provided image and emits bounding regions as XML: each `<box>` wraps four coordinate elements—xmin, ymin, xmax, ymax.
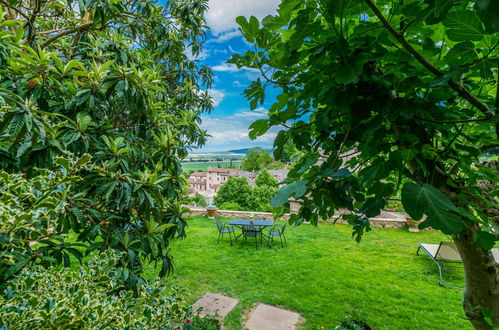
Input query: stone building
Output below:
<box><xmin>187</xmin><ymin>167</ymin><xmax>289</xmax><ymax>197</ymax></box>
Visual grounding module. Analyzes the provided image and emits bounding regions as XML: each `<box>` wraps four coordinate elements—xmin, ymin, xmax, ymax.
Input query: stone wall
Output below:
<box><xmin>183</xmin><ymin>206</ymin><xmax>407</xmax><ymax>229</ymax></box>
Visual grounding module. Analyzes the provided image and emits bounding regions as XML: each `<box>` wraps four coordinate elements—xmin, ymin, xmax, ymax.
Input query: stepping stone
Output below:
<box><xmin>244</xmin><ymin>303</ymin><xmax>301</xmax><ymax>330</ymax></box>
<box><xmin>192</xmin><ymin>293</ymin><xmax>239</xmax><ymax>319</ymax></box>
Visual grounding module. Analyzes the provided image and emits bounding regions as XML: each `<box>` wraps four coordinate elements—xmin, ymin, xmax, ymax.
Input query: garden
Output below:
<box><xmin>0</xmin><ymin>0</ymin><xmax>498</xmax><ymax>329</ymax></box>
<box><xmin>144</xmin><ymin>216</ymin><xmax>470</xmax><ymax>329</ymax></box>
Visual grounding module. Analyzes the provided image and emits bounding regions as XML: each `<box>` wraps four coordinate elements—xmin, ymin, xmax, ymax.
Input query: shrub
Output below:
<box><xmin>0</xmin><ymin>252</ymin><xmax>192</xmax><ymax>329</ymax></box>
<box><xmin>218</xmin><ymin>201</ymin><xmax>242</xmax><ymax>211</ymax></box>
<box><xmin>214</xmin><ymin>177</ymin><xmax>251</xmax><ymax>210</ymax></box>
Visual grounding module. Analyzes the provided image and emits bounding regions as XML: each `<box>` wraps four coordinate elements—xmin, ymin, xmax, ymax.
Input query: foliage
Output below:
<box><xmin>184</xmin><ymin>193</ymin><xmax>208</xmax><ymax>207</ymax></box>
<box><xmin>0</xmin><ymin>156</ymin><xmax>91</xmax><ymax>281</ymax></box>
<box><xmin>215</xmin><ymin>169</ymin><xmax>279</xmax><ymax>212</ymax></box>
<box><xmin>154</xmin><ymin>217</ymin><xmax>468</xmax><ymax>329</ymax></box>
<box><xmin>0</xmin><ymin>1</ymin><xmax>211</xmax><ymax>288</ymax></box>
<box><xmin>218</xmin><ymin>201</ymin><xmax>242</xmax><ymax>211</ymax></box>
<box><xmin>0</xmin><ymin>252</ymin><xmax>192</xmax><ymax>329</ymax></box>
<box><xmin>184</xmin><ymin>314</ymin><xmax>221</xmax><ymax>329</ymax></box>
<box><xmin>248</xmin><ymin>185</ymin><xmax>279</xmax><ymax>212</ymax></box>
<box><xmin>278</xmin><ymin>140</ymin><xmax>298</xmax><ymax>163</ymax></box>
<box><xmin>240</xmin><ymin>147</ymin><xmax>273</xmax><ymax>171</ymax></box>
<box><xmin>231</xmin><ymin>0</ymin><xmax>498</xmax><ymax>325</ymax></box>
<box><xmin>214</xmin><ymin>177</ymin><xmax>251</xmax><ymax>210</ymax></box>
<box><xmin>255</xmin><ymin>168</ymin><xmax>279</xmax><ymax>187</ymax></box>
<box><xmin>267</xmin><ymin>160</ymin><xmax>286</xmax><ymax>169</ymax></box>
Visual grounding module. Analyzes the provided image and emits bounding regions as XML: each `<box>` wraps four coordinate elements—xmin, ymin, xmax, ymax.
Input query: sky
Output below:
<box><xmin>190</xmin><ymin>0</ymin><xmax>281</xmax><ymax>152</ymax></box>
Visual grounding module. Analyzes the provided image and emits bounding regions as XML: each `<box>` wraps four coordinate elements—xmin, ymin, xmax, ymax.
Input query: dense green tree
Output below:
<box><xmin>231</xmin><ymin>0</ymin><xmax>499</xmax><ymax>327</ymax></box>
<box><xmin>248</xmin><ymin>185</ymin><xmax>279</xmax><ymax>212</ymax></box>
<box><xmin>214</xmin><ymin>176</ymin><xmax>252</xmax><ymax>209</ymax></box>
<box><xmin>255</xmin><ymin>168</ymin><xmax>279</xmax><ymax>187</ymax></box>
<box><xmin>0</xmin><ymin>0</ymin><xmax>211</xmax><ymax>289</ymax></box>
<box><xmin>240</xmin><ymin>147</ymin><xmax>273</xmax><ymax>171</ymax></box>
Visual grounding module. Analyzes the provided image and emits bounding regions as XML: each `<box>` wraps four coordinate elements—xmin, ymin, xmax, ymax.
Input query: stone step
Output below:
<box><xmin>244</xmin><ymin>303</ymin><xmax>301</xmax><ymax>330</ymax></box>
<box><xmin>192</xmin><ymin>292</ymin><xmax>239</xmax><ymax>319</ymax></box>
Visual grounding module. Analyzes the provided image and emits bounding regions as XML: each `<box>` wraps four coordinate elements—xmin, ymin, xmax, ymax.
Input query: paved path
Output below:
<box><xmin>244</xmin><ymin>303</ymin><xmax>301</xmax><ymax>330</ymax></box>
<box><xmin>192</xmin><ymin>293</ymin><xmax>239</xmax><ymax>319</ymax></box>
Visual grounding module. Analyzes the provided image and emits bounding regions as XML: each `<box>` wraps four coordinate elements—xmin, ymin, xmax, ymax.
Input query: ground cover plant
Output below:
<box><xmin>144</xmin><ymin>217</ymin><xmax>471</xmax><ymax>329</ymax></box>
<box><xmin>231</xmin><ymin>0</ymin><xmax>499</xmax><ymax>327</ymax></box>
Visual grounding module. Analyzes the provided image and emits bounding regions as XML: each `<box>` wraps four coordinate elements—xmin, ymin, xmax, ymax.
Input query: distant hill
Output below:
<box><xmin>228</xmin><ymin>148</ymin><xmax>273</xmax><ymax>154</ymax></box>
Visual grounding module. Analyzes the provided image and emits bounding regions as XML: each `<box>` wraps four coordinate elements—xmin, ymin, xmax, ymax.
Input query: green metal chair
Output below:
<box><xmin>241</xmin><ymin>225</ymin><xmax>262</xmax><ymax>249</ymax></box>
<box><xmin>216</xmin><ymin>218</ymin><xmax>235</xmax><ymax>245</ymax></box>
<box><xmin>268</xmin><ymin>223</ymin><xmax>287</xmax><ymax>247</ymax></box>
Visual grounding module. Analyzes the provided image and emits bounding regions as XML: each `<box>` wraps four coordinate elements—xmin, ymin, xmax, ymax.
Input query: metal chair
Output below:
<box><xmin>216</xmin><ymin>218</ymin><xmax>235</xmax><ymax>245</ymax></box>
<box><xmin>268</xmin><ymin>223</ymin><xmax>287</xmax><ymax>247</ymax></box>
<box><xmin>241</xmin><ymin>225</ymin><xmax>262</xmax><ymax>249</ymax></box>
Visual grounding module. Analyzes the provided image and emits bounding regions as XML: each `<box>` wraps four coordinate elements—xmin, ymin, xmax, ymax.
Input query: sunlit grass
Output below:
<box><xmin>144</xmin><ymin>216</ymin><xmax>470</xmax><ymax>329</ymax></box>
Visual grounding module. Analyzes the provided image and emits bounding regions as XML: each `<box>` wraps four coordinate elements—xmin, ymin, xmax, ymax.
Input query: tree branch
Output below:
<box><xmin>40</xmin><ymin>22</ymin><xmax>93</xmax><ymax>49</ymax></box>
<box><xmin>363</xmin><ymin>0</ymin><xmax>492</xmax><ymax>119</ymax></box>
<box><xmin>413</xmin><ymin>116</ymin><xmax>489</xmax><ymax>124</ymax></box>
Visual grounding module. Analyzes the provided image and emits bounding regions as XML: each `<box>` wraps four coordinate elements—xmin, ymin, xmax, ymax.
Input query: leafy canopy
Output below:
<box><xmin>230</xmin><ymin>0</ymin><xmax>498</xmax><ymax>246</ymax></box>
<box><xmin>0</xmin><ymin>0</ymin><xmax>212</xmax><ymax>288</ymax></box>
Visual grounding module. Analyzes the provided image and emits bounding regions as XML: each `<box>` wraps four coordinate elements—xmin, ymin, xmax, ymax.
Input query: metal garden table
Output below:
<box><xmin>228</xmin><ymin>219</ymin><xmax>274</xmax><ymax>247</ymax></box>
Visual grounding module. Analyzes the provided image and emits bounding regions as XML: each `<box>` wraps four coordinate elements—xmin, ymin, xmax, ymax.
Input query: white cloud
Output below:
<box><xmin>233</xmin><ymin>107</ymin><xmax>268</xmax><ymax>119</ymax></box>
<box><xmin>212</xmin><ymin>63</ymin><xmax>240</xmax><ymax>72</ymax></box>
<box><xmin>208</xmin><ymin>89</ymin><xmax>225</xmax><ymax>107</ymax></box>
<box><xmin>208</xmin><ymin>30</ymin><xmax>242</xmax><ymax>43</ymax></box>
<box><xmin>206</xmin><ymin>0</ymin><xmax>280</xmax><ymax>35</ymax></box>
<box><xmin>232</xmin><ymin>80</ymin><xmax>242</xmax><ymax>87</ymax></box>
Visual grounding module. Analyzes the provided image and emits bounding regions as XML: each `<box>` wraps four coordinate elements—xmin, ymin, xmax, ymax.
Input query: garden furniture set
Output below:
<box><xmin>215</xmin><ymin>218</ymin><xmax>287</xmax><ymax>248</ymax></box>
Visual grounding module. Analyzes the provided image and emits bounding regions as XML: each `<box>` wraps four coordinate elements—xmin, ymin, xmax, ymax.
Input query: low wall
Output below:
<box><xmin>183</xmin><ymin>206</ymin><xmax>407</xmax><ymax>229</ymax></box>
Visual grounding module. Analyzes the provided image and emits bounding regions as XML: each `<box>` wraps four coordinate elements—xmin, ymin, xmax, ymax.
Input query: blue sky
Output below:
<box><xmin>189</xmin><ymin>0</ymin><xmax>281</xmax><ymax>152</ymax></box>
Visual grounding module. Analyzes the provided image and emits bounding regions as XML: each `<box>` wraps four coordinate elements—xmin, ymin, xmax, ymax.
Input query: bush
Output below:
<box><xmin>183</xmin><ymin>193</ymin><xmax>208</xmax><ymax>207</ymax></box>
<box><xmin>218</xmin><ymin>202</ymin><xmax>242</xmax><ymax>211</ymax></box>
<box><xmin>0</xmin><ymin>252</ymin><xmax>193</xmax><ymax>329</ymax></box>
<box><xmin>214</xmin><ymin>177</ymin><xmax>251</xmax><ymax>210</ymax></box>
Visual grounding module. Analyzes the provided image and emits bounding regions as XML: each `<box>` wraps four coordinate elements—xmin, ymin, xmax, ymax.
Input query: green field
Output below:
<box><xmin>144</xmin><ymin>216</ymin><xmax>469</xmax><ymax>329</ymax></box>
<box><xmin>181</xmin><ymin>161</ymin><xmax>241</xmax><ymax>172</ymax></box>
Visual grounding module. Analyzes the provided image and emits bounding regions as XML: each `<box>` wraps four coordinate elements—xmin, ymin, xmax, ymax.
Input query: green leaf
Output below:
<box><xmin>76</xmin><ymin>112</ymin><xmax>92</xmax><ymax>131</ymax></box>
<box><xmin>248</xmin><ymin>119</ymin><xmax>270</xmax><ymax>139</ymax></box>
<box><xmin>435</xmin><ymin>0</ymin><xmax>453</xmax><ymax>17</ymax></box>
<box><xmin>75</xmin><ymin>154</ymin><xmax>92</xmax><ymax>167</ymax></box>
<box><xmin>4</xmin><ymin>258</ymin><xmax>29</xmax><ymax>279</ymax></box>
<box><xmin>270</xmin><ymin>180</ymin><xmax>308</xmax><ymax>207</ymax></box>
<box><xmin>401</xmin><ymin>183</ymin><xmax>463</xmax><ymax>235</ymax></box>
<box><xmin>475</xmin><ymin>0</ymin><xmax>499</xmax><ymax>33</ymax></box>
<box><xmin>443</xmin><ymin>11</ymin><xmax>484</xmax><ymax>41</ymax></box>
<box><xmin>262</xmin><ymin>15</ymin><xmax>287</xmax><ymax>30</ymax></box>
<box><xmin>445</xmin><ymin>41</ymin><xmax>477</xmax><ymax>67</ymax></box>
<box><xmin>474</xmin><ymin>231</ymin><xmax>495</xmax><ymax>250</ymax></box>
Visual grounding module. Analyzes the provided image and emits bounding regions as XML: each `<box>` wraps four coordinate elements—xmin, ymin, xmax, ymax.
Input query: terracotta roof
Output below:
<box><xmin>190</xmin><ymin>171</ymin><xmax>207</xmax><ymax>177</ymax></box>
<box><xmin>207</xmin><ymin>167</ymin><xmax>236</xmax><ymax>173</ymax></box>
<box><xmin>188</xmin><ymin>178</ymin><xmax>206</xmax><ymax>185</ymax></box>
<box><xmin>210</xmin><ymin>184</ymin><xmax>221</xmax><ymax>189</ymax></box>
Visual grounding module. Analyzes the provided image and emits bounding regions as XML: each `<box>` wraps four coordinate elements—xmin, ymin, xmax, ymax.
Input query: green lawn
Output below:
<box><xmin>144</xmin><ymin>216</ymin><xmax>470</xmax><ymax>329</ymax></box>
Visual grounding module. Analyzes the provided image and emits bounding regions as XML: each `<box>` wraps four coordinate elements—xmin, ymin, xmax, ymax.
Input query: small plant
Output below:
<box><xmin>335</xmin><ymin>309</ymin><xmax>373</xmax><ymax>330</ymax></box>
<box><xmin>0</xmin><ymin>252</ymin><xmax>193</xmax><ymax>329</ymax></box>
<box><xmin>183</xmin><ymin>314</ymin><xmax>221</xmax><ymax>330</ymax></box>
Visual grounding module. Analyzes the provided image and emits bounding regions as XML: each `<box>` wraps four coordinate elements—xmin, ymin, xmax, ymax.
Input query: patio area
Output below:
<box><xmin>144</xmin><ymin>216</ymin><xmax>470</xmax><ymax>329</ymax></box>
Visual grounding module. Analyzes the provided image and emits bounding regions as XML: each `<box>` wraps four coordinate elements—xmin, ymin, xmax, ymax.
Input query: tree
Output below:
<box><xmin>230</xmin><ymin>0</ymin><xmax>499</xmax><ymax>328</ymax></box>
<box><xmin>240</xmin><ymin>147</ymin><xmax>273</xmax><ymax>171</ymax></box>
<box><xmin>214</xmin><ymin>176</ymin><xmax>252</xmax><ymax>210</ymax></box>
<box><xmin>248</xmin><ymin>185</ymin><xmax>278</xmax><ymax>212</ymax></box>
<box><xmin>255</xmin><ymin>168</ymin><xmax>279</xmax><ymax>187</ymax></box>
<box><xmin>0</xmin><ymin>0</ymin><xmax>211</xmax><ymax>289</ymax></box>
<box><xmin>278</xmin><ymin>140</ymin><xmax>298</xmax><ymax>163</ymax></box>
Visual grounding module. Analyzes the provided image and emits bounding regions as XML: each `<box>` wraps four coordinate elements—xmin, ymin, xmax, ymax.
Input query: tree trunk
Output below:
<box><xmin>453</xmin><ymin>226</ymin><xmax>499</xmax><ymax>329</ymax></box>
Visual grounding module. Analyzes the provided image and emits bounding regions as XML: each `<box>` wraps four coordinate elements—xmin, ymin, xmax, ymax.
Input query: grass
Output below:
<box><xmin>181</xmin><ymin>161</ymin><xmax>241</xmax><ymax>172</ymax></box>
<box><xmin>143</xmin><ymin>216</ymin><xmax>471</xmax><ymax>329</ymax></box>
